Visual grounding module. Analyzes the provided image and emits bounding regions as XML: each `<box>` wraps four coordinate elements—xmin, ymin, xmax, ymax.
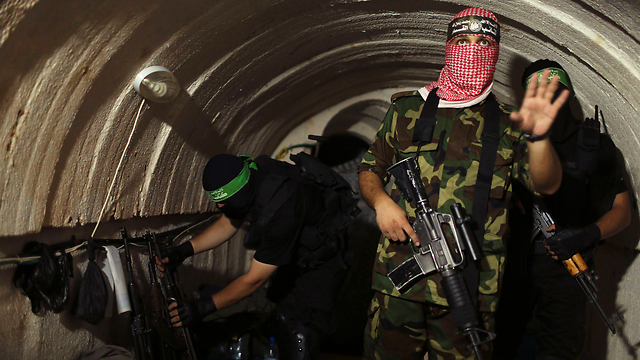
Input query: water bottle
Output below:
<box><xmin>263</xmin><ymin>336</ymin><xmax>279</xmax><ymax>360</ymax></box>
<box><xmin>228</xmin><ymin>335</ymin><xmax>242</xmax><ymax>360</ymax></box>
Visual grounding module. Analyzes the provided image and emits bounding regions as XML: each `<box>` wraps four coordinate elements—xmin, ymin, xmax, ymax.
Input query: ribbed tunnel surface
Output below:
<box><xmin>1</xmin><ymin>0</ymin><xmax>639</xmax><ymax>359</ymax></box>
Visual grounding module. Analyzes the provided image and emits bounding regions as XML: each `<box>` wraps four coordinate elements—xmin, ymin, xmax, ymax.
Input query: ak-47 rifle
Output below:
<box><xmin>121</xmin><ymin>228</ymin><xmax>152</xmax><ymax>360</ymax></box>
<box><xmin>146</xmin><ymin>232</ymin><xmax>188</xmax><ymax>359</ymax></box>
<box><xmin>386</xmin><ymin>157</ymin><xmax>494</xmax><ymax>359</ymax></box>
<box><xmin>150</xmin><ymin>233</ymin><xmax>198</xmax><ymax>360</ymax></box>
<box><xmin>532</xmin><ymin>203</ymin><xmax>623</xmax><ymax>334</ymax></box>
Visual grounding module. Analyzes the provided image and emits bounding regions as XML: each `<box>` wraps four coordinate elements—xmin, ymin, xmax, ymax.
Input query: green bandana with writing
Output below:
<box><xmin>206</xmin><ymin>155</ymin><xmax>257</xmax><ymax>202</ymax></box>
<box><xmin>525</xmin><ymin>67</ymin><xmax>574</xmax><ymax>97</ymax></box>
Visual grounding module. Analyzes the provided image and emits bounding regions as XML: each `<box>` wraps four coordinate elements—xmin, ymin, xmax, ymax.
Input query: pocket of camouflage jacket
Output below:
<box><xmin>469</xmin><ymin>141</ymin><xmax>514</xmax><ymax>199</ymax></box>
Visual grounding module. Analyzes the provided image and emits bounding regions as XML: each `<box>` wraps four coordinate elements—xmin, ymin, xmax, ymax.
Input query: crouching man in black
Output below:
<box><xmin>157</xmin><ymin>153</ymin><xmax>359</xmax><ymax>360</ymax></box>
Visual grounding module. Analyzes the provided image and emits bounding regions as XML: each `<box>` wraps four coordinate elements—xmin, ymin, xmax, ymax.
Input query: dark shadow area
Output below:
<box><xmin>314</xmin><ymin>133</ymin><xmax>381</xmax><ymax>356</ymax></box>
<box><xmin>316</xmin><ymin>132</ymin><xmax>371</xmax><ymax>168</ymax></box>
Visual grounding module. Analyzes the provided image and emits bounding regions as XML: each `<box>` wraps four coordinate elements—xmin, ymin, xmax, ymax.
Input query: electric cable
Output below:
<box><xmin>91</xmin><ymin>98</ymin><xmax>146</xmax><ymax>238</ymax></box>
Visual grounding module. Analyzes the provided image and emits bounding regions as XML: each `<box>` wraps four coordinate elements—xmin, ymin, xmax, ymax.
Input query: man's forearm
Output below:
<box><xmin>190</xmin><ymin>214</ymin><xmax>242</xmax><ymax>254</ymax></box>
<box><xmin>526</xmin><ymin>139</ymin><xmax>562</xmax><ymax>195</ymax></box>
<box><xmin>595</xmin><ymin>191</ymin><xmax>632</xmax><ymax>239</ymax></box>
<box><xmin>211</xmin><ymin>258</ymin><xmax>277</xmax><ymax>310</ymax></box>
<box><xmin>359</xmin><ymin>170</ymin><xmax>390</xmax><ymax>210</ymax></box>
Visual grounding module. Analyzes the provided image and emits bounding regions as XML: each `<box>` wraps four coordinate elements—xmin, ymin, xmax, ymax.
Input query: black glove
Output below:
<box><xmin>545</xmin><ymin>224</ymin><xmax>601</xmax><ymax>260</ymax></box>
<box><xmin>161</xmin><ymin>241</ymin><xmax>194</xmax><ymax>269</ymax></box>
<box><xmin>169</xmin><ymin>296</ymin><xmax>217</xmax><ymax>327</ymax></box>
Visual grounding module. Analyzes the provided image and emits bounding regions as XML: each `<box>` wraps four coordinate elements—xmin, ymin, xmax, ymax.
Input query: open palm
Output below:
<box><xmin>510</xmin><ymin>69</ymin><xmax>570</xmax><ymax>137</ymax></box>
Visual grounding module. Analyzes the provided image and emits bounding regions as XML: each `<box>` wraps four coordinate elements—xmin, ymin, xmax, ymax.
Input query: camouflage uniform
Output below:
<box><xmin>359</xmin><ymin>90</ymin><xmax>531</xmax><ymax>359</ymax></box>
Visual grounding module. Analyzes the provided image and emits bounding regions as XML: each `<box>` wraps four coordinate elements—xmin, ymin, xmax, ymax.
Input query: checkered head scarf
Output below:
<box><xmin>425</xmin><ymin>7</ymin><xmax>500</xmax><ymax>101</ymax></box>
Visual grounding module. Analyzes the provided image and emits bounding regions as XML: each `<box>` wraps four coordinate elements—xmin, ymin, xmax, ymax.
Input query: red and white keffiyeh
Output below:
<box><xmin>425</xmin><ymin>7</ymin><xmax>500</xmax><ymax>102</ymax></box>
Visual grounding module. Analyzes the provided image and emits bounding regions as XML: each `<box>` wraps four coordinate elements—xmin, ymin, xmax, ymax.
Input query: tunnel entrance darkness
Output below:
<box><xmin>315</xmin><ymin>132</ymin><xmax>370</xmax><ymax>167</ymax></box>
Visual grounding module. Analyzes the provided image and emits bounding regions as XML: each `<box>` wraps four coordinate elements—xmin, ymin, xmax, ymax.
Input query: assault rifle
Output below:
<box><xmin>150</xmin><ymin>233</ymin><xmax>198</xmax><ymax>360</ymax></box>
<box><xmin>145</xmin><ymin>232</ymin><xmax>191</xmax><ymax>359</ymax></box>
<box><xmin>532</xmin><ymin>203</ymin><xmax>622</xmax><ymax>334</ymax></box>
<box><xmin>121</xmin><ymin>228</ymin><xmax>152</xmax><ymax>360</ymax></box>
<box><xmin>387</xmin><ymin>157</ymin><xmax>494</xmax><ymax>359</ymax></box>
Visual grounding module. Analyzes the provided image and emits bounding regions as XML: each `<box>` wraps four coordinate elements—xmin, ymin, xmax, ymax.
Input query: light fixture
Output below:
<box><xmin>133</xmin><ymin>66</ymin><xmax>180</xmax><ymax>103</ymax></box>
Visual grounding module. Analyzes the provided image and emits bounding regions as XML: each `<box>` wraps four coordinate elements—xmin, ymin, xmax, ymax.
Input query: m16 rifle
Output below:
<box><xmin>386</xmin><ymin>157</ymin><xmax>494</xmax><ymax>359</ymax></box>
<box><xmin>532</xmin><ymin>203</ymin><xmax>622</xmax><ymax>334</ymax></box>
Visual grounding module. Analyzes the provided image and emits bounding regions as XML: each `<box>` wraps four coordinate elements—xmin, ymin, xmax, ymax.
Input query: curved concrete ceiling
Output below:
<box><xmin>1</xmin><ymin>0</ymin><xmax>639</xmax><ymax>237</ymax></box>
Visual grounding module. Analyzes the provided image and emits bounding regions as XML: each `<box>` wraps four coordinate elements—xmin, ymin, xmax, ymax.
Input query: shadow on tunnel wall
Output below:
<box><xmin>145</xmin><ymin>88</ymin><xmax>229</xmax><ymax>158</ymax></box>
<box><xmin>588</xmin><ymin>172</ymin><xmax>640</xmax><ymax>359</ymax></box>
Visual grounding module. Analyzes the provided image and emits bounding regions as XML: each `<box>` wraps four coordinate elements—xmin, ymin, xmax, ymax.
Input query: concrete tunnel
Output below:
<box><xmin>1</xmin><ymin>0</ymin><xmax>640</xmax><ymax>358</ymax></box>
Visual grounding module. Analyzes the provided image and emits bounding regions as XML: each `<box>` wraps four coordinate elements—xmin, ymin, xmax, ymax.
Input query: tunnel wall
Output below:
<box><xmin>0</xmin><ymin>0</ymin><xmax>639</xmax><ymax>359</ymax></box>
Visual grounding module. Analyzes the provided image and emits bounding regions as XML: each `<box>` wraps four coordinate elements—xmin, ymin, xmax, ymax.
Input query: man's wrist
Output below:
<box><xmin>586</xmin><ymin>223</ymin><xmax>602</xmax><ymax>243</ymax></box>
<box><xmin>178</xmin><ymin>241</ymin><xmax>195</xmax><ymax>257</ymax></box>
<box><xmin>524</xmin><ymin>132</ymin><xmax>549</xmax><ymax>142</ymax></box>
<box><xmin>197</xmin><ymin>295</ymin><xmax>218</xmax><ymax>317</ymax></box>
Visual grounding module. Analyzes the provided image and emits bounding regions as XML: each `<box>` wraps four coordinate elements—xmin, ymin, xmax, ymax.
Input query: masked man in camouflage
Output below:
<box><xmin>358</xmin><ymin>7</ymin><xmax>569</xmax><ymax>360</ymax></box>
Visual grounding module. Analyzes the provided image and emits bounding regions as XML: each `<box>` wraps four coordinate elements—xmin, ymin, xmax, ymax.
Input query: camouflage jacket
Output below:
<box><xmin>359</xmin><ymin>90</ymin><xmax>531</xmax><ymax>311</ymax></box>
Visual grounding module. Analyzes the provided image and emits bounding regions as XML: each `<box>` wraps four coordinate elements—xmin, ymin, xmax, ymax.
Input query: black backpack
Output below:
<box><xmin>245</xmin><ymin>152</ymin><xmax>360</xmax><ymax>268</ymax></box>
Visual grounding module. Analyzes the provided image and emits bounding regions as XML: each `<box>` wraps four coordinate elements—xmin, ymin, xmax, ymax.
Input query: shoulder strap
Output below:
<box><xmin>391</xmin><ymin>90</ymin><xmax>418</xmax><ymax>102</ymax></box>
<box><xmin>463</xmin><ymin>94</ymin><xmax>500</xmax><ymax>304</ymax></box>
<box><xmin>413</xmin><ymin>89</ymin><xmax>441</xmax><ymax>144</ymax></box>
<box><xmin>471</xmin><ymin>94</ymin><xmax>501</xmax><ymax>244</ymax></box>
<box><xmin>252</xmin><ymin>157</ymin><xmax>298</xmax><ymax>230</ymax></box>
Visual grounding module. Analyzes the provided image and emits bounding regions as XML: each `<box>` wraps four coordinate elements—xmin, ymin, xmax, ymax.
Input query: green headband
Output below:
<box><xmin>206</xmin><ymin>155</ymin><xmax>257</xmax><ymax>202</ymax></box>
<box><xmin>525</xmin><ymin>67</ymin><xmax>573</xmax><ymax>95</ymax></box>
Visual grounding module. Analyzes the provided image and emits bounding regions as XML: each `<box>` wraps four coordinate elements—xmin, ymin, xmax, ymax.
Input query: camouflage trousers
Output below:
<box><xmin>363</xmin><ymin>291</ymin><xmax>494</xmax><ymax>360</ymax></box>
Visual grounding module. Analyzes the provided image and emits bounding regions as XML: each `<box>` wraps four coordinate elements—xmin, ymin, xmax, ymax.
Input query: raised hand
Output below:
<box><xmin>510</xmin><ymin>69</ymin><xmax>571</xmax><ymax>137</ymax></box>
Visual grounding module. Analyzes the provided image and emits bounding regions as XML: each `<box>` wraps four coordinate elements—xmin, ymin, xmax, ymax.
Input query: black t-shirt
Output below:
<box><xmin>250</xmin><ymin>180</ymin><xmax>325</xmax><ymax>266</ymax></box>
<box><xmin>544</xmin><ymin>133</ymin><xmax>627</xmax><ymax>228</ymax></box>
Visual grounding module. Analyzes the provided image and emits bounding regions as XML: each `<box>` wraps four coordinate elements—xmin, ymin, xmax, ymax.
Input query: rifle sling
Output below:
<box><xmin>467</xmin><ymin>95</ymin><xmax>501</xmax><ymax>304</ymax></box>
<box><xmin>413</xmin><ymin>88</ymin><xmax>441</xmax><ymax>144</ymax></box>
<box><xmin>416</xmin><ymin>92</ymin><xmax>501</xmax><ymax>306</ymax></box>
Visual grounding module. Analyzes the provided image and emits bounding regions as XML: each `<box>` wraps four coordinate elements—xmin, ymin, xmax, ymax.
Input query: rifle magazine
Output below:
<box><xmin>388</xmin><ymin>253</ymin><xmax>436</xmax><ymax>290</ymax></box>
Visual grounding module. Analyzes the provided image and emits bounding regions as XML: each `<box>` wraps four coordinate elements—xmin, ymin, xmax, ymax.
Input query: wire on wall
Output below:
<box><xmin>91</xmin><ymin>98</ymin><xmax>146</xmax><ymax>238</ymax></box>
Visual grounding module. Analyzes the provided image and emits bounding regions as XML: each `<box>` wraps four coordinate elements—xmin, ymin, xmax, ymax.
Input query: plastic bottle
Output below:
<box><xmin>228</xmin><ymin>335</ymin><xmax>242</xmax><ymax>360</ymax></box>
<box><xmin>263</xmin><ymin>336</ymin><xmax>279</xmax><ymax>360</ymax></box>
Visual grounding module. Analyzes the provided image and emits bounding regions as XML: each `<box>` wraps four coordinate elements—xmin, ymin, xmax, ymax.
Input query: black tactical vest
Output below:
<box><xmin>244</xmin><ymin>153</ymin><xmax>360</xmax><ymax>268</ymax></box>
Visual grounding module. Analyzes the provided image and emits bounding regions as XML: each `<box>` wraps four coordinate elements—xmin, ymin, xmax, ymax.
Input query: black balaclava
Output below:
<box><xmin>521</xmin><ymin>59</ymin><xmax>577</xmax><ymax>143</ymax></box>
<box><xmin>202</xmin><ymin>154</ymin><xmax>258</xmax><ymax>219</ymax></box>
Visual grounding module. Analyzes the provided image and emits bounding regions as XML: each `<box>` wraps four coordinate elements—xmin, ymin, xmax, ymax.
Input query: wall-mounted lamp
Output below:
<box><xmin>133</xmin><ymin>66</ymin><xmax>180</xmax><ymax>103</ymax></box>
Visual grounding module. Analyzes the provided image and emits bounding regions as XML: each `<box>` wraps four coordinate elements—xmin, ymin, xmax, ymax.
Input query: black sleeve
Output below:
<box><xmin>588</xmin><ymin>135</ymin><xmax>628</xmax><ymax>220</ymax></box>
<box><xmin>252</xmin><ymin>185</ymin><xmax>306</xmax><ymax>266</ymax></box>
<box><xmin>601</xmin><ymin>135</ymin><xmax>628</xmax><ymax>195</ymax></box>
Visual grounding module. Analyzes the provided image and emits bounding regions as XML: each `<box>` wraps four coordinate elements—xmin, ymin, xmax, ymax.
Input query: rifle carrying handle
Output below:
<box><xmin>563</xmin><ymin>253</ymin><xmax>588</xmax><ymax>276</ymax></box>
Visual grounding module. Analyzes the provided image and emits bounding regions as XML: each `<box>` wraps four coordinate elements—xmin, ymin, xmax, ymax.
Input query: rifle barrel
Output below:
<box><xmin>576</xmin><ymin>274</ymin><xmax>617</xmax><ymax>334</ymax></box>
